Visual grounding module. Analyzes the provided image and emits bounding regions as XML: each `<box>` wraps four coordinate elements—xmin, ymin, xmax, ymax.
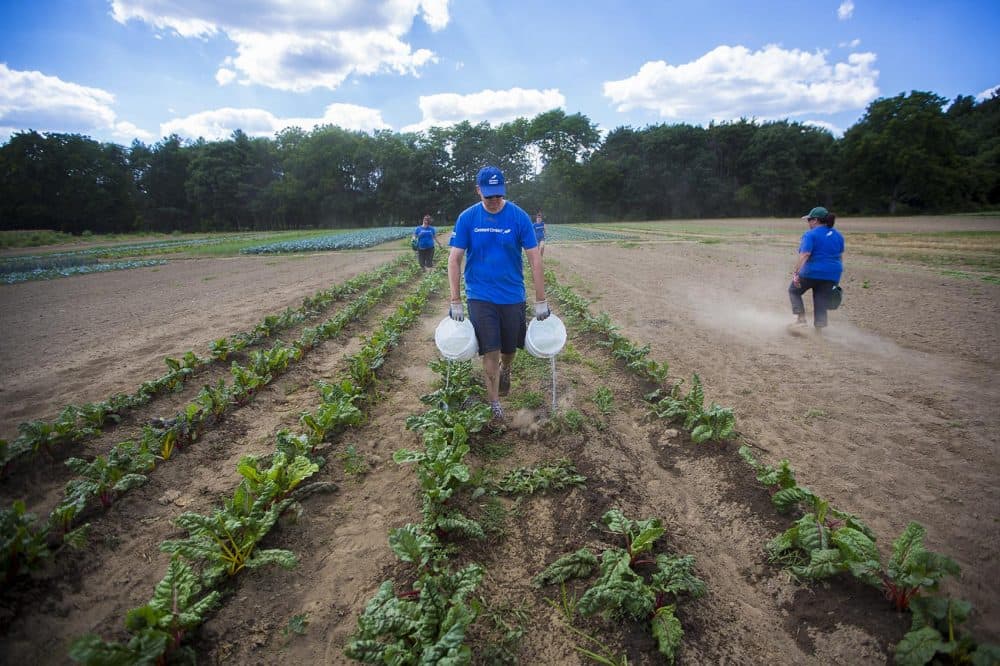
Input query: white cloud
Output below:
<box><xmin>110</xmin><ymin>0</ymin><xmax>450</xmax><ymax>92</ymax></box>
<box><xmin>839</xmin><ymin>38</ymin><xmax>861</xmax><ymax>48</ymax></box>
<box><xmin>159</xmin><ymin>102</ymin><xmax>390</xmax><ymax>141</ymax></box>
<box><xmin>602</xmin><ymin>45</ymin><xmax>879</xmax><ymax>123</ymax></box>
<box><xmin>0</xmin><ymin>63</ymin><xmax>154</xmax><ymax>142</ymax></box>
<box><xmin>838</xmin><ymin>1</ymin><xmax>855</xmax><ymax>20</ymax></box>
<box><xmin>419</xmin><ymin>0</ymin><xmax>450</xmax><ymax>30</ymax></box>
<box><xmin>402</xmin><ymin>87</ymin><xmax>565</xmax><ymax>132</ymax></box>
<box><xmin>802</xmin><ymin>119</ymin><xmax>842</xmax><ymax>136</ymax></box>
<box><xmin>215</xmin><ymin>67</ymin><xmax>237</xmax><ymax>86</ymax></box>
<box><xmin>976</xmin><ymin>84</ymin><xmax>999</xmax><ymax>101</ymax></box>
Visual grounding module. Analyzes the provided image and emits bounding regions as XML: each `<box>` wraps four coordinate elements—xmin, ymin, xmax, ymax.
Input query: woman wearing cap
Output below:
<box><xmin>413</xmin><ymin>214</ymin><xmax>443</xmax><ymax>270</ymax></box>
<box><xmin>789</xmin><ymin>206</ymin><xmax>844</xmax><ymax>331</ymax></box>
<box><xmin>447</xmin><ymin>165</ymin><xmax>549</xmax><ymax>423</ymax></box>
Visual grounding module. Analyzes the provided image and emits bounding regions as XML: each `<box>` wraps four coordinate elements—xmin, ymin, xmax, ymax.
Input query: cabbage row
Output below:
<box><xmin>0</xmin><ymin>236</ymin><xmax>255</xmax><ymax>272</ymax></box>
<box><xmin>240</xmin><ymin>228</ymin><xmax>412</xmax><ymax>254</ymax></box>
<box><xmin>2</xmin><ymin>259</ymin><xmax>167</xmax><ymax>285</ymax></box>
<box><xmin>545</xmin><ymin>225</ymin><xmax>634</xmax><ymax>241</ymax></box>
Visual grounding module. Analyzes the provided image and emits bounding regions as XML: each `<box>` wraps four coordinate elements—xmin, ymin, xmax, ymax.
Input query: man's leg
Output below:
<box><xmin>482</xmin><ymin>350</ymin><xmax>501</xmax><ymax>403</ymax></box>
<box><xmin>788</xmin><ymin>280</ymin><xmax>808</xmax><ymax>324</ymax></box>
<box><xmin>482</xmin><ymin>350</ymin><xmax>505</xmax><ymax>420</ymax></box>
<box><xmin>498</xmin><ymin>351</ymin><xmax>515</xmax><ymax>396</ymax></box>
<box><xmin>811</xmin><ymin>280</ymin><xmax>833</xmax><ymax>328</ymax></box>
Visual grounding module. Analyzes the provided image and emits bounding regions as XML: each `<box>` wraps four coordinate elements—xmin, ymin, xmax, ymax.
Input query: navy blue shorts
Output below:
<box><xmin>467</xmin><ymin>300</ymin><xmax>527</xmax><ymax>355</ymax></box>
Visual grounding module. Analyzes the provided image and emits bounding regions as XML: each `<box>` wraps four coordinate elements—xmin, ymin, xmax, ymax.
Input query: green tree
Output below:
<box><xmin>0</xmin><ymin>131</ymin><xmax>137</xmax><ymax>233</ymax></box>
<box><xmin>185</xmin><ymin>130</ymin><xmax>278</xmax><ymax>230</ymax></box>
<box><xmin>129</xmin><ymin>134</ymin><xmax>194</xmax><ymax>231</ymax></box>
<box><xmin>741</xmin><ymin>121</ymin><xmax>835</xmax><ymax>215</ymax></box>
<box><xmin>947</xmin><ymin>91</ymin><xmax>1000</xmax><ymax>207</ymax></box>
<box><xmin>839</xmin><ymin>91</ymin><xmax>971</xmax><ymax>213</ymax></box>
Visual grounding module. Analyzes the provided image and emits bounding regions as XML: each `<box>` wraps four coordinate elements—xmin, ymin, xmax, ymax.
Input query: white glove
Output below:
<box><xmin>534</xmin><ymin>300</ymin><xmax>551</xmax><ymax>321</ymax></box>
<box><xmin>449</xmin><ymin>301</ymin><xmax>464</xmax><ymax>321</ymax></box>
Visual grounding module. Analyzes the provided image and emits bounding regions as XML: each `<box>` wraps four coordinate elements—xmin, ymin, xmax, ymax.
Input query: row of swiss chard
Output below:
<box><xmin>545</xmin><ymin>269</ymin><xmax>998</xmax><ymax>665</ymax></box>
<box><xmin>1</xmin><ymin>259</ymin><xmax>420</xmax><ymax>586</ymax></box>
<box><xmin>66</xmin><ymin>262</ymin><xmax>446</xmax><ymax>664</ymax></box>
<box><xmin>545</xmin><ymin>268</ymin><xmax>735</xmax><ymax>444</ymax></box>
<box><xmin>0</xmin><ymin>255</ymin><xmax>410</xmax><ymax>476</ymax></box>
<box><xmin>346</xmin><ymin>355</ymin><xmax>706</xmax><ymax>663</ymax></box>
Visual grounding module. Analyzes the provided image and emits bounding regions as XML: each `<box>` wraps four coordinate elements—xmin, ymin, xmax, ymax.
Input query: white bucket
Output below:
<box><xmin>434</xmin><ymin>317</ymin><xmax>478</xmax><ymax>361</ymax></box>
<box><xmin>525</xmin><ymin>314</ymin><xmax>567</xmax><ymax>358</ymax></box>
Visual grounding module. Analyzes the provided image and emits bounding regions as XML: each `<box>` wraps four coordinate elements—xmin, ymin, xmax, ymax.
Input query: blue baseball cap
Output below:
<box><xmin>476</xmin><ymin>166</ymin><xmax>506</xmax><ymax>196</ymax></box>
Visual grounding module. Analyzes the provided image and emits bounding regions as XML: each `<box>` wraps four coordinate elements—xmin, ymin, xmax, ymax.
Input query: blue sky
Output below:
<box><xmin>1</xmin><ymin>1</ymin><xmax>998</xmax><ymax>146</ymax></box>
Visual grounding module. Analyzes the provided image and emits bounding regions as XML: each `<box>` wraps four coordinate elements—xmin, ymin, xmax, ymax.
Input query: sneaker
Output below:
<box><xmin>498</xmin><ymin>366</ymin><xmax>511</xmax><ymax>396</ymax></box>
<box><xmin>490</xmin><ymin>401</ymin><xmax>505</xmax><ymax>421</ymax></box>
<box><xmin>787</xmin><ymin>317</ymin><xmax>809</xmax><ymax>335</ymax></box>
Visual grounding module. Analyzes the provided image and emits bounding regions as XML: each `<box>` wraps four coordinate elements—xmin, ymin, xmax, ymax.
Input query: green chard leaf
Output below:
<box><xmin>651</xmin><ymin>605</ymin><xmax>684</xmax><ymax>664</ymax></box>
<box><xmin>533</xmin><ymin>548</ymin><xmax>599</xmax><ymax>587</ymax></box>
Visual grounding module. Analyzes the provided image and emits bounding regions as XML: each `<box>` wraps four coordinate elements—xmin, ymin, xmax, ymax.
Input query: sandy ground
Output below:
<box><xmin>0</xmin><ymin>218</ymin><xmax>997</xmax><ymax>664</ymax></box>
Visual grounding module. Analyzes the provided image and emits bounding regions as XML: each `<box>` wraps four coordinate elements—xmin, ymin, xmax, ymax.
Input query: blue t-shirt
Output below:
<box><xmin>798</xmin><ymin>225</ymin><xmax>845</xmax><ymax>281</ymax></box>
<box><xmin>414</xmin><ymin>225</ymin><xmax>437</xmax><ymax>249</ymax></box>
<box><xmin>533</xmin><ymin>220</ymin><xmax>545</xmax><ymax>241</ymax></box>
<box><xmin>450</xmin><ymin>201</ymin><xmax>538</xmax><ymax>304</ymax></box>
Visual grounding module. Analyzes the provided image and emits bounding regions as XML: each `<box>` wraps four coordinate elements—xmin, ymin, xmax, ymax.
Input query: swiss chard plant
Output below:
<box><xmin>14</xmin><ymin>406</ymin><xmax>98</xmax><ymax>458</ymax></box>
<box><xmin>894</xmin><ymin>595</ymin><xmax>1000</xmax><ymax>666</ymax></box>
<box><xmin>345</xmin><ymin>523</ymin><xmax>484</xmax><ymax>664</ymax></box>
<box><xmin>394</xmin><ymin>424</ymin><xmax>485</xmax><ymax>540</ymax></box>
<box><xmin>738</xmin><ymin>446</ymin><xmax>799</xmax><ymax>505</ymax></box>
<box><xmin>491</xmin><ymin>459</ymin><xmax>587</xmax><ymax>495</ymax></box>
<box><xmin>419</xmin><ymin>359</ymin><xmax>485</xmax><ymax>412</ymax></box>
<box><xmin>299</xmin><ymin>379</ymin><xmax>365</xmax><ymax>448</ymax></box>
<box><xmin>194</xmin><ymin>378</ymin><xmax>230</xmax><ymax>418</ymax></box>
<box><xmin>766</xmin><ymin>493</ymin><xmax>880</xmax><ymax>584</ymax></box>
<box><xmin>534</xmin><ymin>509</ymin><xmax>706</xmax><ymax>663</ymax></box>
<box><xmin>404</xmin><ymin>360</ymin><xmax>490</xmax><ymax>439</ymax></box>
<box><xmin>875</xmin><ymin>522</ymin><xmax>961</xmax><ymax>612</ymax></box>
<box><xmin>230</xmin><ymin>363</ymin><xmax>269</xmax><ymax>405</ymax></box>
<box><xmin>69</xmin><ymin>558</ymin><xmax>220</xmax><ymax>665</ymax></box>
<box><xmin>63</xmin><ymin>439</ymin><xmax>156</xmax><ymax>510</ymax></box>
<box><xmin>648</xmin><ymin>374</ymin><xmax>735</xmax><ymax>443</ymax></box>
<box><xmin>1</xmin><ymin>500</ymin><xmax>50</xmax><ymax>583</ymax></box>
<box><xmin>160</xmin><ymin>495</ymin><xmax>298</xmax><ymax>585</ymax></box>
<box><xmin>228</xmin><ymin>449</ymin><xmax>319</xmax><ymax>514</ymax></box>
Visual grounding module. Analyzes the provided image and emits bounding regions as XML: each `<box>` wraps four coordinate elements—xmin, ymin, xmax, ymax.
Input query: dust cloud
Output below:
<box><xmin>684</xmin><ymin>283</ymin><xmax>905</xmax><ymax>358</ymax></box>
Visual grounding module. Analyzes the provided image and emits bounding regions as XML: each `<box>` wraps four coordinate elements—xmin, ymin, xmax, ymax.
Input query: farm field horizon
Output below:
<box><xmin>1</xmin><ymin>215</ymin><xmax>998</xmax><ymax>664</ymax></box>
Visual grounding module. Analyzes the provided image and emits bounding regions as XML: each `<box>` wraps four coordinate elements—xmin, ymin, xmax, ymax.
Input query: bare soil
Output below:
<box><xmin>0</xmin><ymin>216</ymin><xmax>997</xmax><ymax>665</ymax></box>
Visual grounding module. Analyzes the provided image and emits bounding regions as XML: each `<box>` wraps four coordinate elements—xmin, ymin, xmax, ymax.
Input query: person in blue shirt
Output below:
<box><xmin>533</xmin><ymin>211</ymin><xmax>547</xmax><ymax>257</ymax></box>
<box><xmin>412</xmin><ymin>214</ymin><xmax>443</xmax><ymax>270</ymax></box>
<box><xmin>789</xmin><ymin>206</ymin><xmax>845</xmax><ymax>330</ymax></box>
<box><xmin>447</xmin><ymin>166</ymin><xmax>549</xmax><ymax>422</ymax></box>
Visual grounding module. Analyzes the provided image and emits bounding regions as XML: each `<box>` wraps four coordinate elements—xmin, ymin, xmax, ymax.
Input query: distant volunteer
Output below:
<box><xmin>789</xmin><ymin>206</ymin><xmax>845</xmax><ymax>331</ymax></box>
<box><xmin>533</xmin><ymin>211</ymin><xmax>547</xmax><ymax>257</ymax></box>
<box><xmin>413</xmin><ymin>214</ymin><xmax>443</xmax><ymax>270</ymax></box>
<box><xmin>447</xmin><ymin>166</ymin><xmax>549</xmax><ymax>423</ymax></box>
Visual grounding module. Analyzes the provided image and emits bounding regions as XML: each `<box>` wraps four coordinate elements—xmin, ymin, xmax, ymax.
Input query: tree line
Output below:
<box><xmin>1</xmin><ymin>90</ymin><xmax>997</xmax><ymax>235</ymax></box>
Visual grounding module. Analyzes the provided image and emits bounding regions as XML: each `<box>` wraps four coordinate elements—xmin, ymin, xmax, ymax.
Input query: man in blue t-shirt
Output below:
<box><xmin>533</xmin><ymin>211</ymin><xmax>546</xmax><ymax>257</ymax></box>
<box><xmin>447</xmin><ymin>166</ymin><xmax>549</xmax><ymax>422</ymax></box>
<box><xmin>789</xmin><ymin>206</ymin><xmax>845</xmax><ymax>330</ymax></box>
<box><xmin>413</xmin><ymin>214</ymin><xmax>443</xmax><ymax>270</ymax></box>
